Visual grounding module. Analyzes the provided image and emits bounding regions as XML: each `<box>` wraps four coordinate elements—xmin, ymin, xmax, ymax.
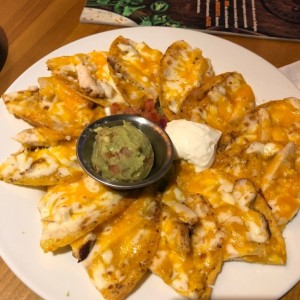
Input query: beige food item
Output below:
<box><xmin>176</xmin><ymin>163</ymin><xmax>286</xmax><ymax>265</ymax></box>
<box><xmin>38</xmin><ymin>175</ymin><xmax>133</xmax><ymax>252</ymax></box>
<box><xmin>215</xmin><ymin>98</ymin><xmax>300</xmax><ymax>228</ymax></box>
<box><xmin>2</xmin><ymin>76</ymin><xmax>94</xmax><ymax>137</ymax></box>
<box><xmin>159</xmin><ymin>40</ymin><xmax>214</xmax><ymax>121</ymax></box>
<box><xmin>80</xmin><ymin>7</ymin><xmax>138</xmax><ymax>26</ymax></box>
<box><xmin>47</xmin><ymin>51</ymin><xmax>125</xmax><ymax>106</ymax></box>
<box><xmin>165</xmin><ymin>119</ymin><xmax>221</xmax><ymax>172</ymax></box>
<box><xmin>178</xmin><ymin>72</ymin><xmax>255</xmax><ymax>131</ymax></box>
<box><xmin>151</xmin><ymin>184</ymin><xmax>224</xmax><ymax>299</ymax></box>
<box><xmin>81</xmin><ymin>186</ymin><xmax>161</xmax><ymax>300</ymax></box>
<box><xmin>14</xmin><ymin>127</ymin><xmax>72</xmax><ymax>148</ymax></box>
<box><xmin>0</xmin><ymin>138</ymin><xmax>83</xmax><ymax>186</ymax></box>
<box><xmin>108</xmin><ymin>36</ymin><xmax>163</xmax><ymax>110</ymax></box>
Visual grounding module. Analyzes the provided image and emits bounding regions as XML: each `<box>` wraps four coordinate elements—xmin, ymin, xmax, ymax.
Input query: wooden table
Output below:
<box><xmin>0</xmin><ymin>1</ymin><xmax>299</xmax><ymax>299</ymax></box>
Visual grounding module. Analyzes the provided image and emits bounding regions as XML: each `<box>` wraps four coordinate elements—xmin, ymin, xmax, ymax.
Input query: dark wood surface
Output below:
<box><xmin>0</xmin><ymin>0</ymin><xmax>300</xmax><ymax>299</ymax></box>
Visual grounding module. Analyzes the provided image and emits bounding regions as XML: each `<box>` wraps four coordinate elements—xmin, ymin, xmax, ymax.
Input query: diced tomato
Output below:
<box><xmin>120</xmin><ymin>147</ymin><xmax>132</xmax><ymax>157</ymax></box>
<box><xmin>109</xmin><ymin>99</ymin><xmax>168</xmax><ymax>128</ymax></box>
<box><xmin>109</xmin><ymin>164</ymin><xmax>120</xmax><ymax>174</ymax></box>
<box><xmin>110</xmin><ymin>102</ymin><xmax>121</xmax><ymax>115</ymax></box>
<box><xmin>144</xmin><ymin>99</ymin><xmax>156</xmax><ymax>111</ymax></box>
<box><xmin>124</xmin><ymin>106</ymin><xmax>138</xmax><ymax>115</ymax></box>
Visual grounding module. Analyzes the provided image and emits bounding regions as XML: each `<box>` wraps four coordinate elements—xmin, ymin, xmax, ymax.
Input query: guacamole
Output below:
<box><xmin>91</xmin><ymin>121</ymin><xmax>154</xmax><ymax>182</ymax></box>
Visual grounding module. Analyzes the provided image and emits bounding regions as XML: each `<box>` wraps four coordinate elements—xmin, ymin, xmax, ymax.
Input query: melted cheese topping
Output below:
<box><xmin>0</xmin><ymin>140</ymin><xmax>82</xmax><ymax>185</ymax></box>
<box><xmin>188</xmin><ymin>72</ymin><xmax>255</xmax><ymax>131</ymax></box>
<box><xmin>162</xmin><ymin>190</ymin><xmax>198</xmax><ymax>225</ymax></box>
<box><xmin>151</xmin><ymin>190</ymin><xmax>223</xmax><ymax>299</ymax></box>
<box><xmin>83</xmin><ymin>191</ymin><xmax>160</xmax><ymax>300</ymax></box>
<box><xmin>177</xmin><ymin>164</ymin><xmax>282</xmax><ymax>262</ymax></box>
<box><xmin>39</xmin><ymin>176</ymin><xmax>130</xmax><ymax>252</ymax></box>
<box><xmin>46</xmin><ymin>51</ymin><xmax>125</xmax><ymax>104</ymax></box>
<box><xmin>160</xmin><ymin>40</ymin><xmax>213</xmax><ymax>119</ymax></box>
<box><xmin>108</xmin><ymin>36</ymin><xmax>162</xmax><ymax>109</ymax></box>
<box><xmin>3</xmin><ymin>77</ymin><xmax>94</xmax><ymax>136</ymax></box>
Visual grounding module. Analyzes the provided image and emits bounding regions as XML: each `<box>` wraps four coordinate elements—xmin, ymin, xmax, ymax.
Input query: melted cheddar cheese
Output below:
<box><xmin>178</xmin><ymin>72</ymin><xmax>255</xmax><ymax>131</ymax></box>
<box><xmin>0</xmin><ymin>139</ymin><xmax>83</xmax><ymax>186</ymax></box>
<box><xmin>2</xmin><ymin>76</ymin><xmax>94</xmax><ymax>136</ymax></box>
<box><xmin>39</xmin><ymin>175</ymin><xmax>132</xmax><ymax>252</ymax></box>
<box><xmin>215</xmin><ymin>98</ymin><xmax>300</xmax><ymax>228</ymax></box>
<box><xmin>159</xmin><ymin>40</ymin><xmax>214</xmax><ymax>121</ymax></box>
<box><xmin>176</xmin><ymin>163</ymin><xmax>286</xmax><ymax>265</ymax></box>
<box><xmin>47</xmin><ymin>51</ymin><xmax>125</xmax><ymax>105</ymax></box>
<box><xmin>82</xmin><ymin>187</ymin><xmax>161</xmax><ymax>300</ymax></box>
<box><xmin>108</xmin><ymin>36</ymin><xmax>163</xmax><ymax>109</ymax></box>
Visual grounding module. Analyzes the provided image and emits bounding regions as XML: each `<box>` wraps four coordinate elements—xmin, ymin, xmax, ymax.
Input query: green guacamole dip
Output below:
<box><xmin>91</xmin><ymin>121</ymin><xmax>154</xmax><ymax>182</ymax></box>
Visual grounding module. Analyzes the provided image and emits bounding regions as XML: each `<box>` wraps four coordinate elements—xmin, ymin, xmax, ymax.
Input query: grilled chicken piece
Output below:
<box><xmin>38</xmin><ymin>175</ymin><xmax>133</xmax><ymax>252</ymax></box>
<box><xmin>71</xmin><ymin>231</ymin><xmax>97</xmax><ymax>262</ymax></box>
<box><xmin>159</xmin><ymin>40</ymin><xmax>214</xmax><ymax>121</ymax></box>
<box><xmin>177</xmin><ymin>72</ymin><xmax>255</xmax><ymax>131</ymax></box>
<box><xmin>108</xmin><ymin>36</ymin><xmax>162</xmax><ymax>110</ymax></box>
<box><xmin>2</xmin><ymin>76</ymin><xmax>94</xmax><ymax>137</ymax></box>
<box><xmin>162</xmin><ymin>185</ymin><xmax>198</xmax><ymax>225</ymax></box>
<box><xmin>242</xmin><ymin>191</ymin><xmax>287</xmax><ymax>265</ymax></box>
<box><xmin>176</xmin><ymin>163</ymin><xmax>286</xmax><ymax>265</ymax></box>
<box><xmin>160</xmin><ymin>205</ymin><xmax>191</xmax><ymax>256</ymax></box>
<box><xmin>187</xmin><ymin>193</ymin><xmax>225</xmax><ymax>297</ymax></box>
<box><xmin>46</xmin><ymin>51</ymin><xmax>125</xmax><ymax>106</ymax></box>
<box><xmin>82</xmin><ymin>186</ymin><xmax>161</xmax><ymax>300</ymax></box>
<box><xmin>14</xmin><ymin>127</ymin><xmax>72</xmax><ymax>148</ymax></box>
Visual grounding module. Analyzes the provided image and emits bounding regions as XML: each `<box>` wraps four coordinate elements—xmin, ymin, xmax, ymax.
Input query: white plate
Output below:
<box><xmin>0</xmin><ymin>27</ymin><xmax>300</xmax><ymax>300</ymax></box>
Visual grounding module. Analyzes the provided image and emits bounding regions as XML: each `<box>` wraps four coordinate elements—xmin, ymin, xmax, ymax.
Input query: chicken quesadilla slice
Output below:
<box><xmin>14</xmin><ymin>127</ymin><xmax>72</xmax><ymax>148</ymax></box>
<box><xmin>215</xmin><ymin>142</ymin><xmax>300</xmax><ymax>228</ymax></box>
<box><xmin>108</xmin><ymin>36</ymin><xmax>163</xmax><ymax>110</ymax></box>
<box><xmin>38</xmin><ymin>175</ymin><xmax>133</xmax><ymax>252</ymax></box>
<box><xmin>218</xmin><ymin>97</ymin><xmax>300</xmax><ymax>151</ymax></box>
<box><xmin>81</xmin><ymin>186</ymin><xmax>161</xmax><ymax>300</ymax></box>
<box><xmin>177</xmin><ymin>72</ymin><xmax>255</xmax><ymax>131</ymax></box>
<box><xmin>2</xmin><ymin>76</ymin><xmax>94</xmax><ymax>137</ymax></box>
<box><xmin>46</xmin><ymin>51</ymin><xmax>125</xmax><ymax>106</ymax></box>
<box><xmin>150</xmin><ymin>184</ymin><xmax>224</xmax><ymax>299</ymax></box>
<box><xmin>0</xmin><ymin>138</ymin><xmax>83</xmax><ymax>186</ymax></box>
<box><xmin>159</xmin><ymin>40</ymin><xmax>214</xmax><ymax>121</ymax></box>
<box><xmin>176</xmin><ymin>164</ymin><xmax>286</xmax><ymax>265</ymax></box>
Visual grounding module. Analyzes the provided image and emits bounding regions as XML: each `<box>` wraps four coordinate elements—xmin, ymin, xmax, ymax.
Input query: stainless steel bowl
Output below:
<box><xmin>76</xmin><ymin>114</ymin><xmax>174</xmax><ymax>190</ymax></box>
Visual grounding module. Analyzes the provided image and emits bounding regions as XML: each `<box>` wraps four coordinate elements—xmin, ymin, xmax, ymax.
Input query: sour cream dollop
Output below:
<box><xmin>165</xmin><ymin>120</ymin><xmax>222</xmax><ymax>172</ymax></box>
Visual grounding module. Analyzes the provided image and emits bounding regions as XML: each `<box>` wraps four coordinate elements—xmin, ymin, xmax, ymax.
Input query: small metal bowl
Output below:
<box><xmin>76</xmin><ymin>114</ymin><xmax>174</xmax><ymax>190</ymax></box>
